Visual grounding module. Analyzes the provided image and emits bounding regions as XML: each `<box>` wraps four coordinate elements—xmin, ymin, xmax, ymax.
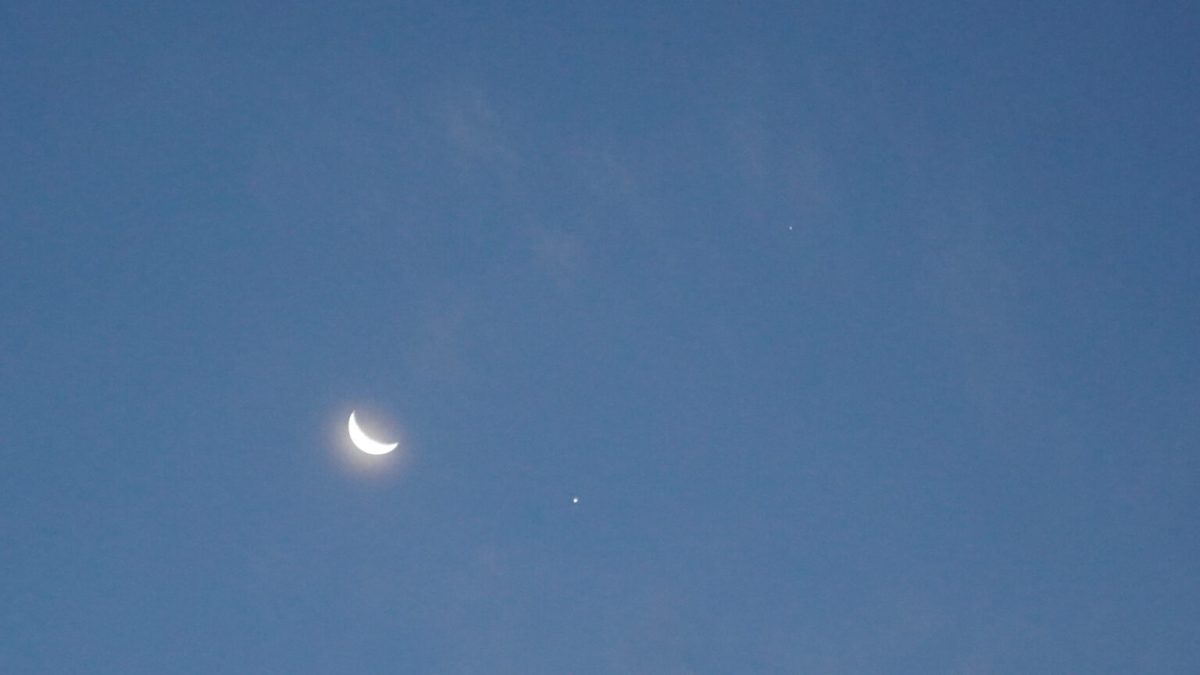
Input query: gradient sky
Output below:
<box><xmin>2</xmin><ymin>2</ymin><xmax>1198</xmax><ymax>673</ymax></box>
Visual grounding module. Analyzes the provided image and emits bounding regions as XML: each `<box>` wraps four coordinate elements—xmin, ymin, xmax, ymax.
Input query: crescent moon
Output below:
<box><xmin>348</xmin><ymin>411</ymin><xmax>399</xmax><ymax>455</ymax></box>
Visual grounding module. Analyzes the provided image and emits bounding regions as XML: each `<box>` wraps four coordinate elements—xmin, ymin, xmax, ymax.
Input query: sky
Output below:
<box><xmin>1</xmin><ymin>1</ymin><xmax>1198</xmax><ymax>673</ymax></box>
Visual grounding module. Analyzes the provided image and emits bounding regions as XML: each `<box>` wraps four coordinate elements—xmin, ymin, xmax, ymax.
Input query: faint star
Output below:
<box><xmin>572</xmin><ymin>496</ymin><xmax>579</xmax><ymax>504</ymax></box>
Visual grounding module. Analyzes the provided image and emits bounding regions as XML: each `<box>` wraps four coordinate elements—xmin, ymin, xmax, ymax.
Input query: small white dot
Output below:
<box><xmin>572</xmin><ymin>496</ymin><xmax>579</xmax><ymax>504</ymax></box>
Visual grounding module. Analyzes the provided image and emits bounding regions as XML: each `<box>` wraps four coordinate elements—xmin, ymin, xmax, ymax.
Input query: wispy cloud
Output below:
<box><xmin>436</xmin><ymin>83</ymin><xmax>518</xmax><ymax>166</ymax></box>
<box><xmin>403</xmin><ymin>292</ymin><xmax>474</xmax><ymax>385</ymax></box>
<box><xmin>528</xmin><ymin>228</ymin><xmax>586</xmax><ymax>291</ymax></box>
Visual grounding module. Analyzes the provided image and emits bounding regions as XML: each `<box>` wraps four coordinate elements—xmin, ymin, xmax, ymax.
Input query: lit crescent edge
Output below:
<box><xmin>348</xmin><ymin>411</ymin><xmax>398</xmax><ymax>455</ymax></box>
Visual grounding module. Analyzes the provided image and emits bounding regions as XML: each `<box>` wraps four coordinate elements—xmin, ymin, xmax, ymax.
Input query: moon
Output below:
<box><xmin>347</xmin><ymin>411</ymin><xmax>398</xmax><ymax>455</ymax></box>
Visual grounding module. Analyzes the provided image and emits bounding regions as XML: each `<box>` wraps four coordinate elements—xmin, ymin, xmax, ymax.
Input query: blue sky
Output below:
<box><xmin>2</xmin><ymin>2</ymin><xmax>1198</xmax><ymax>672</ymax></box>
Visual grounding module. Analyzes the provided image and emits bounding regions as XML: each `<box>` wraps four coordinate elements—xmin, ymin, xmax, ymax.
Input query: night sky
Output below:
<box><xmin>3</xmin><ymin>2</ymin><xmax>1199</xmax><ymax>672</ymax></box>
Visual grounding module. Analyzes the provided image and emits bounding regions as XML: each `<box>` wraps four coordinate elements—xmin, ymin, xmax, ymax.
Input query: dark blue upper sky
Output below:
<box><xmin>3</xmin><ymin>1</ymin><xmax>1198</xmax><ymax>672</ymax></box>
